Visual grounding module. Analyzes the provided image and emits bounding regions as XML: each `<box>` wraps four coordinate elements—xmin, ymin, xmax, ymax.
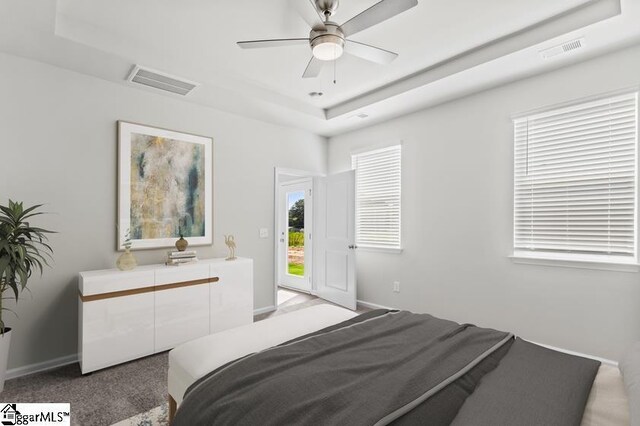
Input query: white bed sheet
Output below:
<box><xmin>168</xmin><ymin>304</ymin><xmax>357</xmax><ymax>404</ymax></box>
<box><xmin>168</xmin><ymin>305</ymin><xmax>629</xmax><ymax>425</ymax></box>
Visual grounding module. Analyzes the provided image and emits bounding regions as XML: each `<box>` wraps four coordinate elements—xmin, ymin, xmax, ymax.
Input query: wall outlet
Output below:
<box><xmin>259</xmin><ymin>228</ymin><xmax>269</xmax><ymax>238</ymax></box>
<box><xmin>393</xmin><ymin>281</ymin><xmax>400</xmax><ymax>293</ymax></box>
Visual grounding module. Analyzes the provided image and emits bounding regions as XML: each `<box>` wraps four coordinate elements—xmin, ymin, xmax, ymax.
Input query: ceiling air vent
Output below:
<box><xmin>349</xmin><ymin>113</ymin><xmax>369</xmax><ymax>120</ymax></box>
<box><xmin>126</xmin><ymin>65</ymin><xmax>199</xmax><ymax>96</ymax></box>
<box><xmin>540</xmin><ymin>38</ymin><xmax>585</xmax><ymax>59</ymax></box>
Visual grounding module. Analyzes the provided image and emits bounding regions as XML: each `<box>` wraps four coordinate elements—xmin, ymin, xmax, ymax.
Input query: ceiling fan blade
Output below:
<box><xmin>340</xmin><ymin>0</ymin><xmax>418</xmax><ymax>36</ymax></box>
<box><xmin>344</xmin><ymin>40</ymin><xmax>398</xmax><ymax>64</ymax></box>
<box><xmin>237</xmin><ymin>38</ymin><xmax>310</xmax><ymax>49</ymax></box>
<box><xmin>302</xmin><ymin>56</ymin><xmax>324</xmax><ymax>78</ymax></box>
<box><xmin>290</xmin><ymin>0</ymin><xmax>327</xmax><ymax>30</ymax></box>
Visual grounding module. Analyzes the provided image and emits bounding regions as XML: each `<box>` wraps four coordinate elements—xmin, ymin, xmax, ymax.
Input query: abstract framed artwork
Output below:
<box><xmin>117</xmin><ymin>121</ymin><xmax>213</xmax><ymax>250</ymax></box>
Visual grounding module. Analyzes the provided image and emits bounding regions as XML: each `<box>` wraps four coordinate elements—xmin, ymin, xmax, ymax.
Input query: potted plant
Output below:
<box><xmin>0</xmin><ymin>200</ymin><xmax>54</xmax><ymax>391</ymax></box>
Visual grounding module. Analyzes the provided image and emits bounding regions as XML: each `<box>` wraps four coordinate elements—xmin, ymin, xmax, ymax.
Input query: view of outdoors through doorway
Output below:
<box><xmin>288</xmin><ymin>191</ymin><xmax>305</xmax><ymax>276</ymax></box>
<box><xmin>277</xmin><ymin>174</ymin><xmax>311</xmax><ymax>293</ymax></box>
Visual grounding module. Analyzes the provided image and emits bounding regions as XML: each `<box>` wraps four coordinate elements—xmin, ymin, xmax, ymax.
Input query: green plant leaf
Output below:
<box><xmin>0</xmin><ymin>201</ymin><xmax>54</xmax><ymax>306</ymax></box>
<box><xmin>6</xmin><ymin>277</ymin><xmax>19</xmax><ymax>301</ymax></box>
<box><xmin>17</xmin><ymin>204</ymin><xmax>44</xmax><ymax>219</ymax></box>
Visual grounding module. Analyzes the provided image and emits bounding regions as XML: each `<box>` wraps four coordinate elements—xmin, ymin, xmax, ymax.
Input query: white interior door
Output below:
<box><xmin>314</xmin><ymin>171</ymin><xmax>357</xmax><ymax>310</ymax></box>
<box><xmin>277</xmin><ymin>179</ymin><xmax>312</xmax><ymax>292</ymax></box>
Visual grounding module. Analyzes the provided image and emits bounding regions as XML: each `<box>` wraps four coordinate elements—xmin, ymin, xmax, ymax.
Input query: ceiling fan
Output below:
<box><xmin>237</xmin><ymin>0</ymin><xmax>418</xmax><ymax>78</ymax></box>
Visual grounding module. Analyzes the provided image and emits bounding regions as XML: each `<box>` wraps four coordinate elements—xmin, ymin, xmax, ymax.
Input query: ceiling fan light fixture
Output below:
<box><xmin>311</xmin><ymin>34</ymin><xmax>344</xmax><ymax>61</ymax></box>
<box><xmin>237</xmin><ymin>0</ymin><xmax>415</xmax><ymax>77</ymax></box>
<box><xmin>313</xmin><ymin>42</ymin><xmax>343</xmax><ymax>61</ymax></box>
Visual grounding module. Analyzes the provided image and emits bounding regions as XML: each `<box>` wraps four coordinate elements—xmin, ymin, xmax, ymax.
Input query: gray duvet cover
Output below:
<box><xmin>173</xmin><ymin>310</ymin><xmax>600</xmax><ymax>426</ymax></box>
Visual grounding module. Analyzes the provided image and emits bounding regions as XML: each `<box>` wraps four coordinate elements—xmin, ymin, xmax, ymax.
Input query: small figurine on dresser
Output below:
<box><xmin>175</xmin><ymin>228</ymin><xmax>189</xmax><ymax>252</ymax></box>
<box><xmin>224</xmin><ymin>235</ymin><xmax>237</xmax><ymax>261</ymax></box>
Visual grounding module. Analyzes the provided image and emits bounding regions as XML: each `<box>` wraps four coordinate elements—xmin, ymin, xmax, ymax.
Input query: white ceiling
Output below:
<box><xmin>1</xmin><ymin>0</ymin><xmax>639</xmax><ymax>136</ymax></box>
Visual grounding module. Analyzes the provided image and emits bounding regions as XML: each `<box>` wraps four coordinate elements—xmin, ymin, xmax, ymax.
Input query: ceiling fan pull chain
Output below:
<box><xmin>333</xmin><ymin>50</ymin><xmax>337</xmax><ymax>84</ymax></box>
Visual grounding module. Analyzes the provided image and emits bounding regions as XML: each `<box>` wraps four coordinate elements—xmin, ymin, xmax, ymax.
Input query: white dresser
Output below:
<box><xmin>78</xmin><ymin>257</ymin><xmax>253</xmax><ymax>374</ymax></box>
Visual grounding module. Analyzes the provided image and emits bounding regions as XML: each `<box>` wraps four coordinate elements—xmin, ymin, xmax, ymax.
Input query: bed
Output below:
<box><xmin>168</xmin><ymin>305</ymin><xmax>630</xmax><ymax>425</ymax></box>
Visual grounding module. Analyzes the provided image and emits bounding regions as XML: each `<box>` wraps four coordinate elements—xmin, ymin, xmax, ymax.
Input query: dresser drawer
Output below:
<box><xmin>80</xmin><ymin>269</ymin><xmax>155</xmax><ymax>296</ymax></box>
<box><xmin>79</xmin><ymin>292</ymin><xmax>154</xmax><ymax>374</ymax></box>
<box><xmin>155</xmin><ymin>283</ymin><xmax>210</xmax><ymax>352</ymax></box>
<box><xmin>210</xmin><ymin>260</ymin><xmax>253</xmax><ymax>332</ymax></box>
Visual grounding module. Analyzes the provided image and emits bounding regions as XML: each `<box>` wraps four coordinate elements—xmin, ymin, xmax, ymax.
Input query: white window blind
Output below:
<box><xmin>352</xmin><ymin>145</ymin><xmax>402</xmax><ymax>250</ymax></box>
<box><xmin>514</xmin><ymin>92</ymin><xmax>638</xmax><ymax>261</ymax></box>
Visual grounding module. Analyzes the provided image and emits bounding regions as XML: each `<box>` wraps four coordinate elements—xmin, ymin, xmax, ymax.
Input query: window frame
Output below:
<box><xmin>511</xmin><ymin>88</ymin><xmax>640</xmax><ymax>270</ymax></box>
<box><xmin>351</xmin><ymin>144</ymin><xmax>403</xmax><ymax>253</ymax></box>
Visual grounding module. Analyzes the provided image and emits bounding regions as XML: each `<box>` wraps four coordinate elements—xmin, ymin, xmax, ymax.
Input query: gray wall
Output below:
<box><xmin>0</xmin><ymin>53</ymin><xmax>327</xmax><ymax>370</ymax></box>
<box><xmin>328</xmin><ymin>44</ymin><xmax>640</xmax><ymax>361</ymax></box>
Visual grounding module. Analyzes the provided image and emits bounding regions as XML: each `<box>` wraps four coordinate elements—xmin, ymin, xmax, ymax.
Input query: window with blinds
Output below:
<box><xmin>514</xmin><ymin>91</ymin><xmax>638</xmax><ymax>262</ymax></box>
<box><xmin>352</xmin><ymin>145</ymin><xmax>402</xmax><ymax>250</ymax></box>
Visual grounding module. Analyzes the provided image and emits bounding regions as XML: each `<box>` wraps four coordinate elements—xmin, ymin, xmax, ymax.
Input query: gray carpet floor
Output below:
<box><xmin>2</xmin><ymin>351</ymin><xmax>169</xmax><ymax>426</ymax></box>
<box><xmin>1</xmin><ymin>289</ymin><xmax>369</xmax><ymax>425</ymax></box>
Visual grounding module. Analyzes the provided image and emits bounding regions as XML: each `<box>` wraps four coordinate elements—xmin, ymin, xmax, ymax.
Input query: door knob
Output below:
<box><xmin>348</xmin><ymin>245</ymin><xmax>358</xmax><ymax>249</ymax></box>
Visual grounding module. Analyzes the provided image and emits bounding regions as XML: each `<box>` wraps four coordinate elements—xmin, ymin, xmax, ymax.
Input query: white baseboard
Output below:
<box><xmin>6</xmin><ymin>353</ymin><xmax>78</xmax><ymax>380</ymax></box>
<box><xmin>254</xmin><ymin>305</ymin><xmax>276</xmax><ymax>316</ymax></box>
<box><xmin>357</xmin><ymin>299</ymin><xmax>394</xmax><ymax>310</ymax></box>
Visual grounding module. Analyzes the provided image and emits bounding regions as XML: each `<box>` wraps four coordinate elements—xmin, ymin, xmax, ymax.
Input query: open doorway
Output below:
<box><xmin>277</xmin><ymin>177</ymin><xmax>312</xmax><ymax>293</ymax></box>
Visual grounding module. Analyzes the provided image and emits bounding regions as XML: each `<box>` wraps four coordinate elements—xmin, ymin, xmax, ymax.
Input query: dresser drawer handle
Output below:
<box><xmin>80</xmin><ymin>277</ymin><xmax>221</xmax><ymax>301</ymax></box>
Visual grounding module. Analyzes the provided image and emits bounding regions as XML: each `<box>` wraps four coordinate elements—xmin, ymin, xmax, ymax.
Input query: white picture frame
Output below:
<box><xmin>117</xmin><ymin>121</ymin><xmax>213</xmax><ymax>250</ymax></box>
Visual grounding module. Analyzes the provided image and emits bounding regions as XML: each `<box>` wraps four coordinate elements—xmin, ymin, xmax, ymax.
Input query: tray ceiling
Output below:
<box><xmin>0</xmin><ymin>0</ymin><xmax>638</xmax><ymax>136</ymax></box>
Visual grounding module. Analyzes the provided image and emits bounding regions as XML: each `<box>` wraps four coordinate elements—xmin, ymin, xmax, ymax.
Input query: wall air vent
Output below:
<box><xmin>540</xmin><ymin>38</ymin><xmax>585</xmax><ymax>59</ymax></box>
<box><xmin>126</xmin><ymin>65</ymin><xmax>200</xmax><ymax>96</ymax></box>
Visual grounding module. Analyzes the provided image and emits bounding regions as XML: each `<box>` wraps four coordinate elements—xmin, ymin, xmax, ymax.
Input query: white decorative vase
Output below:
<box><xmin>116</xmin><ymin>248</ymin><xmax>137</xmax><ymax>271</ymax></box>
<box><xmin>0</xmin><ymin>329</ymin><xmax>12</xmax><ymax>392</ymax></box>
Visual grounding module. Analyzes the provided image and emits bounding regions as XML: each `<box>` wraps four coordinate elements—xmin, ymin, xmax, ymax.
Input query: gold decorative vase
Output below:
<box><xmin>116</xmin><ymin>248</ymin><xmax>137</xmax><ymax>271</ymax></box>
<box><xmin>175</xmin><ymin>236</ymin><xmax>189</xmax><ymax>252</ymax></box>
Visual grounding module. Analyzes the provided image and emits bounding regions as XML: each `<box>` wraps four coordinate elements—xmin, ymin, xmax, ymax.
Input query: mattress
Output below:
<box><xmin>168</xmin><ymin>305</ymin><xmax>629</xmax><ymax>425</ymax></box>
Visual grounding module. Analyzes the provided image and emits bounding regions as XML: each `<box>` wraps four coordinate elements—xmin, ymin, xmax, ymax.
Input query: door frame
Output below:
<box><xmin>273</xmin><ymin>168</ymin><xmax>323</xmax><ymax>308</ymax></box>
